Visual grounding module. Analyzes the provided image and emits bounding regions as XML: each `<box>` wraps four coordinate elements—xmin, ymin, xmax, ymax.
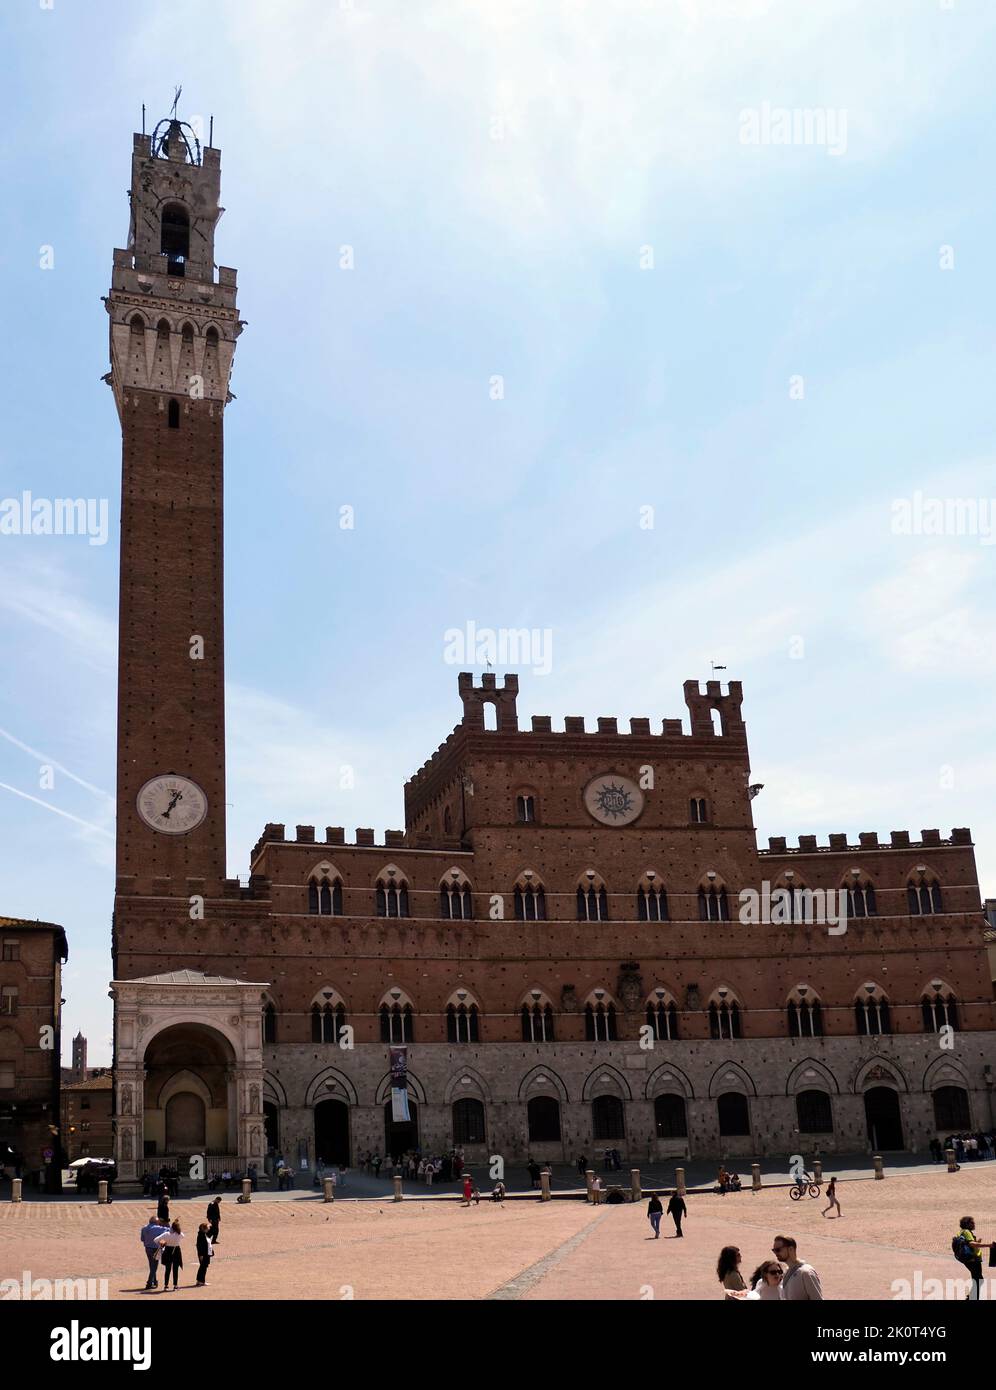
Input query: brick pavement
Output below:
<box><xmin>1</xmin><ymin>1165</ymin><xmax>993</xmax><ymax>1301</ymax></box>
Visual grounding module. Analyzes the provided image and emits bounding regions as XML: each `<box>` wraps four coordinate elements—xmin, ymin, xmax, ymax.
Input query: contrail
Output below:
<box><xmin>0</xmin><ymin>726</ymin><xmax>112</xmax><ymax>801</ymax></box>
<box><xmin>0</xmin><ymin>781</ymin><xmax>114</xmax><ymax>837</ymax></box>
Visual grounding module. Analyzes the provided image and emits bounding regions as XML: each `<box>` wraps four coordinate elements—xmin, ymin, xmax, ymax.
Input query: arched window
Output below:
<box><xmin>922</xmin><ymin>986</ymin><xmax>958</xmax><ymax>1034</ymax></box>
<box><xmin>452</xmin><ymin>1097</ymin><xmax>486</xmax><ymax>1145</ymax></box>
<box><xmin>439</xmin><ymin>872</ymin><xmax>473</xmax><ymax>920</ymax></box>
<box><xmin>379</xmin><ymin>992</ymin><xmax>415</xmax><ymax>1043</ymax></box>
<box><xmin>690</xmin><ymin>796</ymin><xmax>708</xmax><ymax>824</ymax></box>
<box><xmin>513</xmin><ymin>875</ymin><xmax>546</xmax><ymax>921</ymax></box>
<box><xmin>796</xmin><ymin>1090</ymin><xmax>833</xmax><ymax>1134</ymax></box>
<box><xmin>592</xmin><ymin>1094</ymin><xmax>625</xmax><ymax>1140</ymax></box>
<box><xmin>376</xmin><ymin>871</ymin><xmax>410</xmax><ymax>918</ymax></box>
<box><xmin>787</xmin><ymin>987</ymin><xmax>823</xmax><ymax>1038</ymax></box>
<box><xmin>205</xmin><ymin>326</ymin><xmax>219</xmax><ymax>349</ymax></box>
<box><xmin>584</xmin><ymin>994</ymin><xmax>618</xmax><ymax>1042</ymax></box>
<box><xmin>308</xmin><ymin>876</ymin><xmax>342</xmax><ymax>916</ymax></box>
<box><xmin>698</xmin><ymin>881</ymin><xmax>730</xmax><ymax>922</ymax></box>
<box><xmin>516</xmin><ymin>794</ymin><xmax>536</xmax><ymax>823</ymax></box>
<box><xmin>520</xmin><ymin>995</ymin><xmax>555</xmax><ymax>1042</ymax></box>
<box><xmin>708</xmin><ymin>991</ymin><xmax>741</xmax><ymax>1039</ymax></box>
<box><xmin>854</xmin><ymin>984</ymin><xmax>891</xmax><ymax>1036</ymax></box>
<box><xmin>129</xmin><ymin>313</ymin><xmax>145</xmax><ymax>334</ymax></box>
<box><xmin>180</xmin><ymin>321</ymin><xmax>194</xmax><ymax>344</ymax></box>
<box><xmin>576</xmin><ymin>873</ymin><xmax>609</xmax><ymax>922</ymax></box>
<box><xmin>908</xmin><ymin>873</ymin><xmax>943</xmax><ymax>915</ymax></box>
<box><xmin>310</xmin><ymin>992</ymin><xmax>347</xmax><ymax>1044</ymax></box>
<box><xmin>845</xmin><ymin>873</ymin><xmax>878</xmax><ymax>918</ymax></box>
<box><xmin>527</xmin><ymin>1095</ymin><xmax>561</xmax><ymax>1142</ymax></box>
<box><xmin>933</xmin><ymin>1086</ymin><xmax>970</xmax><ymax>1130</ymax></box>
<box><xmin>717</xmin><ymin>1091</ymin><xmax>750</xmax><ymax>1136</ymax></box>
<box><xmin>446</xmin><ymin>995</ymin><xmax>480</xmax><ymax>1043</ymax></box>
<box><xmin>167</xmin><ymin>398</ymin><xmax>180</xmax><ymax>429</ymax></box>
<box><xmin>262</xmin><ymin>1001</ymin><xmax>277</xmax><ymax>1044</ymax></box>
<box><xmin>161</xmin><ymin>202</ymin><xmax>190</xmax><ymax>276</ymax></box>
<box><xmin>637</xmin><ymin>873</ymin><xmax>669</xmax><ymax>921</ymax></box>
<box><xmin>646</xmin><ymin>991</ymin><xmax>678</xmax><ymax>1041</ymax></box>
<box><xmin>156</xmin><ymin>317</ymin><xmax>170</xmax><ymax>340</ymax></box>
<box><xmin>654</xmin><ymin>1093</ymin><xmax>687</xmax><ymax>1138</ymax></box>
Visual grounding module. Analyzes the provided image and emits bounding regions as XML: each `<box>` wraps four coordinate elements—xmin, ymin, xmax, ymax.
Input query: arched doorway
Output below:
<box><xmin>314</xmin><ymin>1099</ymin><xmax>350</xmax><ymax>1166</ymax></box>
<box><xmin>384</xmin><ymin>1098</ymin><xmax>418</xmax><ymax>1161</ymax></box>
<box><xmin>143</xmin><ymin>1023</ymin><xmax>236</xmax><ymax>1159</ymax></box>
<box><xmin>165</xmin><ymin>1092</ymin><xmax>205</xmax><ymax>1150</ymax></box>
<box><xmin>864</xmin><ymin>1086</ymin><xmax>904</xmax><ymax>1150</ymax></box>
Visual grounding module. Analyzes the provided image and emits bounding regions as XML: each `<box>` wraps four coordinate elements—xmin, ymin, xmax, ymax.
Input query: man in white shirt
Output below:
<box><xmin>772</xmin><ymin>1235</ymin><xmax>823</xmax><ymax>1300</ymax></box>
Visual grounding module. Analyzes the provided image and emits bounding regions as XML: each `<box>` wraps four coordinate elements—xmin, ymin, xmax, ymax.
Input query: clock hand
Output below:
<box><xmin>160</xmin><ymin>790</ymin><xmax>183</xmax><ymax>820</ymax></box>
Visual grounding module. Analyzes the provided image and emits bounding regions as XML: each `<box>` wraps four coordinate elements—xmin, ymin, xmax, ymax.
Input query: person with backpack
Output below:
<box><xmin>952</xmin><ymin>1217</ymin><xmax>988</xmax><ymax>1299</ymax></box>
<box><xmin>647</xmin><ymin>1192</ymin><xmax>663</xmax><ymax>1238</ymax></box>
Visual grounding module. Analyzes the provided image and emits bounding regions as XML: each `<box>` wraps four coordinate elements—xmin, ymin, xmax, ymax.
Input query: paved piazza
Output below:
<box><xmin>1</xmin><ymin>1166</ymin><xmax>993</xmax><ymax>1302</ymax></box>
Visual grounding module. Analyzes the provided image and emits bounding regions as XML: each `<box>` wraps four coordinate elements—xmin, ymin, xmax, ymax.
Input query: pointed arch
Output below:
<box><xmin>851</xmin><ymin>1055</ymin><xmax>908</xmax><ymax>1094</ymax></box>
<box><xmin>645</xmin><ymin>1061</ymin><xmax>695</xmax><ymax>1101</ymax></box>
<box><xmin>304</xmin><ymin>1066</ymin><xmax>359</xmax><ymax>1108</ymax></box>
<box><xmin>375</xmin><ymin>1068</ymin><xmax>426</xmax><ymax>1105</ymax></box>
<box><xmin>785</xmin><ymin>1057</ymin><xmax>839</xmax><ymax>1096</ymax></box>
<box><xmin>443</xmin><ymin>1066</ymin><xmax>493</xmax><ymax>1105</ymax></box>
<box><xmin>517</xmin><ymin>1065</ymin><xmax>570</xmax><ymax>1103</ymax></box>
<box><xmin>581</xmin><ymin>1063</ymin><xmax>632</xmax><ymax>1103</ymax></box>
<box><xmin>707</xmin><ymin>1060</ymin><xmax>758</xmax><ymax>1098</ymax></box>
<box><xmin>439</xmin><ymin>866</ymin><xmax>474</xmax><ymax>921</ymax></box>
<box><xmin>513</xmin><ymin>870</ymin><xmax>546</xmax><ymax>921</ymax></box>
<box><xmin>375</xmin><ymin>865</ymin><xmax>410</xmax><ymax>919</ymax></box>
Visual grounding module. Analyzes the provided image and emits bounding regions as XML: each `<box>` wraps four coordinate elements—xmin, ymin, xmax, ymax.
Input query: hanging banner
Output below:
<box><xmin>389</xmin><ymin>1046</ymin><xmax>410</xmax><ymax>1122</ymax></box>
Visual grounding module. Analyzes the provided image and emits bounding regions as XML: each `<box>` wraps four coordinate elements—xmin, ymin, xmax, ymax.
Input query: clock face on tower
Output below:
<box><xmin>136</xmin><ymin>775</ymin><xmax>208</xmax><ymax>835</ymax></box>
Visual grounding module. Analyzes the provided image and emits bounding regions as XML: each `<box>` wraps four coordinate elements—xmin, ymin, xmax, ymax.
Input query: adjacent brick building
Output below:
<box><xmin>60</xmin><ymin>1073</ymin><xmax>114</xmax><ymax>1162</ymax></box>
<box><xmin>106</xmin><ymin>114</ymin><xmax>996</xmax><ymax>1180</ymax></box>
<box><xmin>0</xmin><ymin>916</ymin><xmax>68</xmax><ymax>1189</ymax></box>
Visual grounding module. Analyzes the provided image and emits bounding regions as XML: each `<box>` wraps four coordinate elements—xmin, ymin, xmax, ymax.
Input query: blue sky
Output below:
<box><xmin>2</xmin><ymin>0</ymin><xmax>995</xmax><ymax>1066</ymax></box>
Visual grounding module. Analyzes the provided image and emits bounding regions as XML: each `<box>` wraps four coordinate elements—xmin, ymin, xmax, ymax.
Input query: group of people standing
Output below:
<box><xmin>934</xmin><ymin>1133</ymin><xmax>996</xmax><ymax>1164</ymax></box>
<box><xmin>139</xmin><ymin>1195</ymin><xmax>222</xmax><ymax>1291</ymax></box>
<box><xmin>646</xmin><ymin>1191</ymin><xmax>687</xmax><ymax>1237</ymax></box>
<box><xmin>719</xmin><ymin>1237</ymin><xmax>823</xmax><ymax>1301</ymax></box>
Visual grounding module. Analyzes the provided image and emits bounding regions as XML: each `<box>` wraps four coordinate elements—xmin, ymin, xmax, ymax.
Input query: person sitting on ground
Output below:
<box><xmin>729</xmin><ymin>1172</ymin><xmax>742</xmax><ymax>1192</ymax></box>
<box><xmin>491</xmin><ymin>1180</ymin><xmax>506</xmax><ymax>1203</ymax></box>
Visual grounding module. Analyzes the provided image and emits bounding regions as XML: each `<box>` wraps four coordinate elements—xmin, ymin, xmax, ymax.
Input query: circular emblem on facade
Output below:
<box><xmin>136</xmin><ymin>774</ymin><xmax>208</xmax><ymax>835</ymax></box>
<box><xmin>583</xmin><ymin>772</ymin><xmax>644</xmax><ymax>827</ymax></box>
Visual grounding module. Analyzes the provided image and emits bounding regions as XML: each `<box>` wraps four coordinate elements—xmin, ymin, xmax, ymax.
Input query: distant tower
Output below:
<box><xmin>72</xmin><ymin>1032</ymin><xmax>87</xmax><ymax>1080</ymax></box>
<box><xmin>105</xmin><ymin>114</ymin><xmax>242</xmax><ymax>894</ymax></box>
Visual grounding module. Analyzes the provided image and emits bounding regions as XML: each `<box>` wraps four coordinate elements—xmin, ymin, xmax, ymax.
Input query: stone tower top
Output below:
<box><xmin>104</xmin><ymin>111</ymin><xmax>242</xmax><ymax>419</ymax></box>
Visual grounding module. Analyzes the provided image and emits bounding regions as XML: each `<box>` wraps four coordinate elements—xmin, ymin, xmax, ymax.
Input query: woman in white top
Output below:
<box><xmin>156</xmin><ymin>1219</ymin><xmax>184</xmax><ymax>1290</ymax></box>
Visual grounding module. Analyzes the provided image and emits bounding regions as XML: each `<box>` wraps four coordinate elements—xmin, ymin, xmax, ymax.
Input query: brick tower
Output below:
<box><xmin>107</xmin><ymin>114</ymin><xmax>265</xmax><ymax>1181</ymax></box>
<box><xmin>107</xmin><ymin>116</ymin><xmax>240</xmax><ymax>895</ymax></box>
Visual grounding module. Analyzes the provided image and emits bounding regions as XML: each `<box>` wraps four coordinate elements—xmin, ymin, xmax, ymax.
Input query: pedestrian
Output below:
<box><xmin>647</xmin><ymin>1192</ymin><xmax>663</xmax><ymax>1238</ymax></box>
<box><xmin>140</xmin><ymin>1212</ymin><xmax>170</xmax><ymax>1290</ymax></box>
<box><xmin>577</xmin><ymin>1153</ymin><xmax>587</xmax><ymax>1176</ymax></box>
<box><xmin>952</xmin><ymin>1216</ymin><xmax>988</xmax><ymax>1299</ymax></box>
<box><xmin>716</xmin><ymin>1166</ymin><xmax>729</xmax><ymax>1195</ymax></box>
<box><xmin>749</xmin><ymin>1261</ymin><xmax>785</xmax><ymax>1300</ymax></box>
<box><xmin>821</xmin><ymin>1175</ymin><xmax>842</xmax><ymax>1219</ymax></box>
<box><xmin>462</xmin><ymin>1174</ymin><xmax>473</xmax><ymax>1206</ymax></box>
<box><xmin>206</xmin><ymin>1194</ymin><xmax>221</xmax><ymax>1247</ymax></box>
<box><xmin>717</xmin><ymin>1246</ymin><xmax>747</xmax><ymax>1293</ymax></box>
<box><xmin>195</xmin><ymin>1222</ymin><xmax>213</xmax><ymax>1286</ymax></box>
<box><xmin>156</xmin><ymin>1190</ymin><xmax>170</xmax><ymax>1224</ymax></box>
<box><xmin>156</xmin><ymin>1218</ymin><xmax>184</xmax><ymax>1291</ymax></box>
<box><xmin>248</xmin><ymin>1163</ymin><xmax>258</xmax><ymax>1192</ymax></box>
<box><xmin>667</xmin><ymin>1191</ymin><xmax>686</xmax><ymax>1237</ymax></box>
<box><xmin>772</xmin><ymin>1235</ymin><xmax>823</xmax><ymax>1300</ymax></box>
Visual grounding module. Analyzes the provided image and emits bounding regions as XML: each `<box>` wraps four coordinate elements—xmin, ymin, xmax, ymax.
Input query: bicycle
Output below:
<box><xmin>789</xmin><ymin>1173</ymin><xmax>822</xmax><ymax>1200</ymax></box>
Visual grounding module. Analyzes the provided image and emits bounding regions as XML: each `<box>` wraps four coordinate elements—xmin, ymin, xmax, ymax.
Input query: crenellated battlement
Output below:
<box><xmin>761</xmin><ymin>828</ymin><xmax>973</xmax><ymax>855</ymax></box>
<box><xmin>249</xmin><ymin>822</ymin><xmax>432</xmax><ymax>865</ymax></box>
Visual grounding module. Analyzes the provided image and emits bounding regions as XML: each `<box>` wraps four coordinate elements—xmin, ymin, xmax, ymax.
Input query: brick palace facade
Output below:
<box><xmin>106</xmin><ymin>115</ymin><xmax>996</xmax><ymax>1179</ymax></box>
